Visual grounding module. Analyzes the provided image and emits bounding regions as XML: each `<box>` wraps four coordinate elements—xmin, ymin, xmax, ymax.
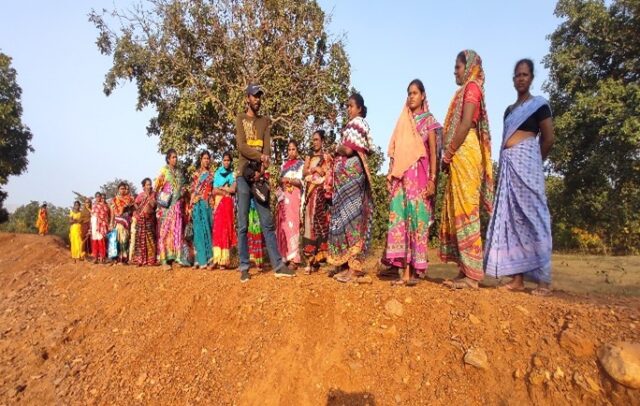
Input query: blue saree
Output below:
<box><xmin>484</xmin><ymin>96</ymin><xmax>552</xmax><ymax>283</ymax></box>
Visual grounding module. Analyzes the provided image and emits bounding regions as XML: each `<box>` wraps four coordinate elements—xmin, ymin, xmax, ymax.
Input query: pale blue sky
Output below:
<box><xmin>1</xmin><ymin>0</ymin><xmax>559</xmax><ymax>210</ymax></box>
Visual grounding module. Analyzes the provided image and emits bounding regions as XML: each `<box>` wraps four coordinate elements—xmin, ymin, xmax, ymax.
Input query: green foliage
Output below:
<box><xmin>0</xmin><ymin>52</ymin><xmax>34</xmax><ymax>222</ymax></box>
<box><xmin>99</xmin><ymin>178</ymin><xmax>139</xmax><ymax>202</ymax></box>
<box><xmin>544</xmin><ymin>0</ymin><xmax>640</xmax><ymax>254</ymax></box>
<box><xmin>89</xmin><ymin>0</ymin><xmax>351</xmax><ymax>161</ymax></box>
<box><xmin>0</xmin><ymin>201</ymin><xmax>71</xmax><ymax>242</ymax></box>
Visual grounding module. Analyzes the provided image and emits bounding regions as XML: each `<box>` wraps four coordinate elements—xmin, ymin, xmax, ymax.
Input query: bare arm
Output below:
<box><xmin>450</xmin><ymin>103</ymin><xmax>476</xmax><ymax>151</ymax></box>
<box><xmin>539</xmin><ymin>117</ymin><xmax>555</xmax><ymax>160</ymax></box>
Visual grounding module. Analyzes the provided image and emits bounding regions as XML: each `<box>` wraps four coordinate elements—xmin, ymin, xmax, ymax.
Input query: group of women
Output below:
<box><xmin>66</xmin><ymin>49</ymin><xmax>554</xmax><ymax>294</ymax></box>
<box><xmin>68</xmin><ymin>151</ymin><xmax>238</xmax><ymax>272</ymax></box>
<box><xmin>380</xmin><ymin>51</ymin><xmax>554</xmax><ymax>295</ymax></box>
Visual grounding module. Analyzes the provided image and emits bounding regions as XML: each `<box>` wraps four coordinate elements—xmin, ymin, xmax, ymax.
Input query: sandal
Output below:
<box><xmin>531</xmin><ymin>287</ymin><xmax>552</xmax><ymax>297</ymax></box>
<box><xmin>378</xmin><ymin>266</ymin><xmax>401</xmax><ymax>278</ymax></box>
<box><xmin>304</xmin><ymin>266</ymin><xmax>312</xmax><ymax>275</ymax></box>
<box><xmin>335</xmin><ymin>270</ymin><xmax>355</xmax><ymax>283</ymax></box>
<box><xmin>391</xmin><ymin>278</ymin><xmax>419</xmax><ymax>287</ymax></box>
<box><xmin>448</xmin><ymin>278</ymin><xmax>478</xmax><ymax>290</ymax></box>
<box><xmin>498</xmin><ymin>283</ymin><xmax>525</xmax><ymax>292</ymax></box>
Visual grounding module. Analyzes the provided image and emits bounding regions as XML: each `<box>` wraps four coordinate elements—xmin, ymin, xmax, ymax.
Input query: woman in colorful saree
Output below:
<box><xmin>440</xmin><ymin>50</ymin><xmax>494</xmax><ymax>290</ymax></box>
<box><xmin>190</xmin><ymin>150</ymin><xmax>214</xmax><ymax>269</ymax></box>
<box><xmin>212</xmin><ymin>151</ymin><xmax>237</xmax><ymax>269</ymax></box>
<box><xmin>302</xmin><ymin>130</ymin><xmax>332</xmax><ymax>274</ymax></box>
<box><xmin>383</xmin><ymin>79</ymin><xmax>441</xmax><ymax>286</ymax></box>
<box><xmin>485</xmin><ymin>59</ymin><xmax>555</xmax><ymax>296</ymax></box>
<box><xmin>276</xmin><ymin>140</ymin><xmax>304</xmax><ymax>270</ymax></box>
<box><xmin>69</xmin><ymin>201</ymin><xmax>84</xmax><ymax>261</ymax></box>
<box><xmin>130</xmin><ymin>177</ymin><xmax>157</xmax><ymax>266</ymax></box>
<box><xmin>91</xmin><ymin>192</ymin><xmax>110</xmax><ymax>264</ymax></box>
<box><xmin>155</xmin><ymin>148</ymin><xmax>187</xmax><ymax>271</ymax></box>
<box><xmin>81</xmin><ymin>199</ymin><xmax>93</xmax><ymax>257</ymax></box>
<box><xmin>36</xmin><ymin>204</ymin><xmax>48</xmax><ymax>236</ymax></box>
<box><xmin>111</xmin><ymin>182</ymin><xmax>134</xmax><ymax>264</ymax></box>
<box><xmin>328</xmin><ymin>93</ymin><xmax>375</xmax><ymax>283</ymax></box>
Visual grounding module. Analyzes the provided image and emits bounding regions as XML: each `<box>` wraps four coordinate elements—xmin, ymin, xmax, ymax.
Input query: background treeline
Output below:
<box><xmin>1</xmin><ymin>0</ymin><xmax>638</xmax><ymax>254</ymax></box>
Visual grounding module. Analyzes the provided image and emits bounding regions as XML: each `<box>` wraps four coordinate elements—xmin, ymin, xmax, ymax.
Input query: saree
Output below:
<box><xmin>384</xmin><ymin>107</ymin><xmax>441</xmax><ymax>275</ymax></box>
<box><xmin>439</xmin><ymin>50</ymin><xmax>494</xmax><ymax>281</ymax></box>
<box><xmin>130</xmin><ymin>191</ymin><xmax>157</xmax><ymax>266</ymax></box>
<box><xmin>81</xmin><ymin>204</ymin><xmax>92</xmax><ymax>256</ymax></box>
<box><xmin>69</xmin><ymin>210</ymin><xmax>84</xmax><ymax>259</ymax></box>
<box><xmin>484</xmin><ymin>96</ymin><xmax>552</xmax><ymax>283</ymax></box>
<box><xmin>155</xmin><ymin>165</ymin><xmax>186</xmax><ymax>265</ymax></box>
<box><xmin>328</xmin><ymin>116</ymin><xmax>374</xmax><ymax>272</ymax></box>
<box><xmin>36</xmin><ymin>208</ymin><xmax>48</xmax><ymax>235</ymax></box>
<box><xmin>302</xmin><ymin>153</ymin><xmax>331</xmax><ymax>266</ymax></box>
<box><xmin>191</xmin><ymin>169</ymin><xmax>214</xmax><ymax>266</ymax></box>
<box><xmin>248</xmin><ymin>198</ymin><xmax>264</xmax><ymax>266</ymax></box>
<box><xmin>91</xmin><ymin>201</ymin><xmax>110</xmax><ymax>259</ymax></box>
<box><xmin>112</xmin><ymin>194</ymin><xmax>134</xmax><ymax>259</ymax></box>
<box><xmin>276</xmin><ymin>159</ymin><xmax>304</xmax><ymax>264</ymax></box>
<box><xmin>212</xmin><ymin>167</ymin><xmax>236</xmax><ymax>267</ymax></box>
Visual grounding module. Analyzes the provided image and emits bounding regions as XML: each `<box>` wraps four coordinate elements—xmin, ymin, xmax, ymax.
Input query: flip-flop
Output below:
<box><xmin>406</xmin><ymin>278</ymin><xmax>419</xmax><ymax>287</ymax></box>
<box><xmin>335</xmin><ymin>272</ymin><xmax>355</xmax><ymax>283</ymax></box>
<box><xmin>531</xmin><ymin>287</ymin><xmax>552</xmax><ymax>297</ymax></box>
<box><xmin>378</xmin><ymin>267</ymin><xmax>401</xmax><ymax>278</ymax></box>
<box><xmin>498</xmin><ymin>283</ymin><xmax>525</xmax><ymax>292</ymax></box>
<box><xmin>390</xmin><ymin>279</ymin><xmax>406</xmax><ymax>286</ymax></box>
<box><xmin>449</xmin><ymin>279</ymin><xmax>478</xmax><ymax>290</ymax></box>
<box><xmin>303</xmin><ymin>266</ymin><xmax>312</xmax><ymax>275</ymax></box>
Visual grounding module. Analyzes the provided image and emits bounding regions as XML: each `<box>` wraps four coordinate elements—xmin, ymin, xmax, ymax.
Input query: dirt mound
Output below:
<box><xmin>0</xmin><ymin>233</ymin><xmax>639</xmax><ymax>405</ymax></box>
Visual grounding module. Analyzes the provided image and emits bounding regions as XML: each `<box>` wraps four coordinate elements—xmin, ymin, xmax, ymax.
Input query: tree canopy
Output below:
<box><xmin>89</xmin><ymin>0</ymin><xmax>351</xmax><ymax>162</ymax></box>
<box><xmin>0</xmin><ymin>52</ymin><xmax>34</xmax><ymax>223</ymax></box>
<box><xmin>544</xmin><ymin>0</ymin><xmax>640</xmax><ymax>253</ymax></box>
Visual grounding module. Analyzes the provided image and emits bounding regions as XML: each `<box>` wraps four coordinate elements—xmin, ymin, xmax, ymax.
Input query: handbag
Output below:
<box><xmin>251</xmin><ymin>179</ymin><xmax>270</xmax><ymax>206</ymax></box>
<box><xmin>107</xmin><ymin>229</ymin><xmax>118</xmax><ymax>259</ymax></box>
<box><xmin>157</xmin><ymin>191</ymin><xmax>172</xmax><ymax>208</ymax></box>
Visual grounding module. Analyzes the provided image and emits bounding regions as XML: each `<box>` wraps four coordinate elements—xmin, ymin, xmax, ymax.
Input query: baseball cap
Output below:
<box><xmin>245</xmin><ymin>83</ymin><xmax>264</xmax><ymax>96</ymax></box>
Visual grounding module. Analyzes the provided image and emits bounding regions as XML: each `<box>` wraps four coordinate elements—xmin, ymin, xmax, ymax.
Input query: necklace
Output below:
<box><xmin>514</xmin><ymin>94</ymin><xmax>532</xmax><ymax>109</ymax></box>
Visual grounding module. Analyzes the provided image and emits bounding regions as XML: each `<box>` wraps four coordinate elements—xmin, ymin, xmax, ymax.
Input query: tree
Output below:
<box><xmin>89</xmin><ymin>0</ymin><xmax>351</xmax><ymax>163</ymax></box>
<box><xmin>0</xmin><ymin>52</ymin><xmax>34</xmax><ymax>223</ymax></box>
<box><xmin>544</xmin><ymin>0</ymin><xmax>640</xmax><ymax>253</ymax></box>
<box><xmin>99</xmin><ymin>178</ymin><xmax>138</xmax><ymax>202</ymax></box>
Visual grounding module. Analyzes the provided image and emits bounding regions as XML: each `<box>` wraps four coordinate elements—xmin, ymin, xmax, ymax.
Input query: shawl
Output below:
<box><xmin>388</xmin><ymin>102</ymin><xmax>441</xmax><ymax>178</ymax></box>
<box><xmin>91</xmin><ymin>201</ymin><xmax>110</xmax><ymax>235</ymax></box>
<box><xmin>214</xmin><ymin>166</ymin><xmax>235</xmax><ymax>188</ymax></box>
<box><xmin>442</xmin><ymin>49</ymin><xmax>494</xmax><ymax>211</ymax></box>
<box><xmin>112</xmin><ymin>194</ymin><xmax>134</xmax><ymax>216</ymax></box>
<box><xmin>192</xmin><ymin>169</ymin><xmax>214</xmax><ymax>201</ymax></box>
<box><xmin>341</xmin><ymin>116</ymin><xmax>373</xmax><ymax>187</ymax></box>
<box><xmin>281</xmin><ymin>159</ymin><xmax>304</xmax><ymax>180</ymax></box>
<box><xmin>341</xmin><ymin>116</ymin><xmax>372</xmax><ymax>154</ymax></box>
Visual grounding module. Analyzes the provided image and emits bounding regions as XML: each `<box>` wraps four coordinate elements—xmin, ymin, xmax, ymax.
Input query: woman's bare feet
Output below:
<box><xmin>498</xmin><ymin>274</ymin><xmax>525</xmax><ymax>291</ymax></box>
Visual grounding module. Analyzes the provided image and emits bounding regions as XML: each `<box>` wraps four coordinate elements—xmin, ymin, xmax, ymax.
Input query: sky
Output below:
<box><xmin>1</xmin><ymin>0</ymin><xmax>560</xmax><ymax>211</ymax></box>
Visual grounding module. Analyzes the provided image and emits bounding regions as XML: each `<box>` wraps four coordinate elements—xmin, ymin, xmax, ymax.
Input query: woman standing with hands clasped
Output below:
<box><xmin>383</xmin><ymin>79</ymin><xmax>441</xmax><ymax>286</ymax></box>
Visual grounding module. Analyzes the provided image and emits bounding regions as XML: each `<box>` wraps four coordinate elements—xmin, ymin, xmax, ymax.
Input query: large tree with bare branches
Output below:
<box><xmin>89</xmin><ymin>0</ymin><xmax>351</xmax><ymax>162</ymax></box>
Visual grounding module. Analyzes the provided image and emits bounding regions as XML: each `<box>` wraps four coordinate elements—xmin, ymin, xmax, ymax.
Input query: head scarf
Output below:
<box><xmin>388</xmin><ymin>95</ymin><xmax>441</xmax><ymax>178</ymax></box>
<box><xmin>443</xmin><ymin>49</ymin><xmax>494</xmax><ymax>212</ymax></box>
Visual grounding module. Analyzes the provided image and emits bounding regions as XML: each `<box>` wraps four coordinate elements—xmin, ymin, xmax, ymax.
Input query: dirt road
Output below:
<box><xmin>0</xmin><ymin>233</ymin><xmax>638</xmax><ymax>405</ymax></box>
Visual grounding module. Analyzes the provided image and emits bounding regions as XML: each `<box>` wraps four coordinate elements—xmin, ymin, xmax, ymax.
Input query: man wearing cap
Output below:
<box><xmin>235</xmin><ymin>83</ymin><xmax>296</xmax><ymax>282</ymax></box>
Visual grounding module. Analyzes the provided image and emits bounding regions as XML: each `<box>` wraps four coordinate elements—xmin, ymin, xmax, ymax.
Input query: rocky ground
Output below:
<box><xmin>0</xmin><ymin>233</ymin><xmax>639</xmax><ymax>405</ymax></box>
